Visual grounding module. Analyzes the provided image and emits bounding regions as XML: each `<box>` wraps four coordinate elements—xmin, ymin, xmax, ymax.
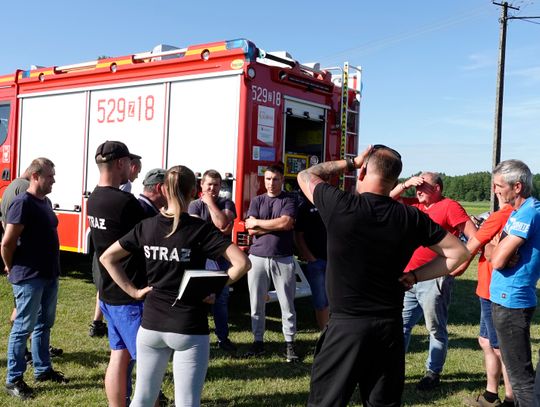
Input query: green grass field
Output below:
<box><xmin>460</xmin><ymin>201</ymin><xmax>491</xmax><ymax>217</ymax></box>
<box><xmin>0</xmin><ymin>201</ymin><xmax>536</xmax><ymax>407</ymax></box>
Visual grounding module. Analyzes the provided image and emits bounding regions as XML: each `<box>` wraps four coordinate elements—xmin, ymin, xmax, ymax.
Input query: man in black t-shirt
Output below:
<box><xmin>295</xmin><ymin>195</ymin><xmax>329</xmax><ymax>330</ymax></box>
<box><xmin>297</xmin><ymin>146</ymin><xmax>468</xmax><ymax>407</ymax></box>
<box><xmin>87</xmin><ymin>141</ymin><xmax>145</xmax><ymax>407</ymax></box>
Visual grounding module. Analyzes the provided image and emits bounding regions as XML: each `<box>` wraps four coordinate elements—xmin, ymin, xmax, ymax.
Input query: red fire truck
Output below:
<box><xmin>0</xmin><ymin>38</ymin><xmax>361</xmax><ymax>254</ymax></box>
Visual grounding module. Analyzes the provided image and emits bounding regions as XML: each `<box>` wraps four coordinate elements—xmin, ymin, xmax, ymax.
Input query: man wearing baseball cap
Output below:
<box><xmin>138</xmin><ymin>168</ymin><xmax>166</xmax><ymax>218</ymax></box>
<box><xmin>95</xmin><ymin>141</ymin><xmax>142</xmax><ymax>164</ymax></box>
<box><xmin>88</xmin><ymin>140</ymin><xmax>148</xmax><ymax>407</ymax></box>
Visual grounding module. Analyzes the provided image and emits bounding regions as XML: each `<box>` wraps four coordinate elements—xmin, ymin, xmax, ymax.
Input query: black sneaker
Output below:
<box><xmin>244</xmin><ymin>341</ymin><xmax>265</xmax><ymax>357</ymax></box>
<box><xmin>5</xmin><ymin>377</ymin><xmax>33</xmax><ymax>400</ymax></box>
<box><xmin>35</xmin><ymin>369</ymin><xmax>69</xmax><ymax>383</ymax></box>
<box><xmin>284</xmin><ymin>342</ymin><xmax>300</xmax><ymax>363</ymax></box>
<box><xmin>25</xmin><ymin>347</ymin><xmax>33</xmax><ymax>365</ymax></box>
<box><xmin>49</xmin><ymin>346</ymin><xmax>63</xmax><ymax>357</ymax></box>
<box><xmin>89</xmin><ymin>320</ymin><xmax>107</xmax><ymax>337</ymax></box>
<box><xmin>416</xmin><ymin>371</ymin><xmax>440</xmax><ymax>391</ymax></box>
<box><xmin>218</xmin><ymin>339</ymin><xmax>237</xmax><ymax>354</ymax></box>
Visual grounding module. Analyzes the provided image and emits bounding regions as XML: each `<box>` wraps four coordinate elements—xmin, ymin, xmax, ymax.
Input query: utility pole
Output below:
<box><xmin>490</xmin><ymin>2</ymin><xmax>539</xmax><ymax>211</ymax></box>
<box><xmin>491</xmin><ymin>1</ymin><xmax>519</xmax><ymax>211</ymax></box>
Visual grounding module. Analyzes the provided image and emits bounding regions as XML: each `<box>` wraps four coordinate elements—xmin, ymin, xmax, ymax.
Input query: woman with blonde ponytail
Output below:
<box><xmin>100</xmin><ymin>165</ymin><xmax>250</xmax><ymax>407</ymax></box>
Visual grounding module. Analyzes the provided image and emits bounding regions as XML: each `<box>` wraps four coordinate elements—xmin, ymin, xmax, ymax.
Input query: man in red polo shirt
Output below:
<box><xmin>392</xmin><ymin>172</ymin><xmax>476</xmax><ymax>391</ymax></box>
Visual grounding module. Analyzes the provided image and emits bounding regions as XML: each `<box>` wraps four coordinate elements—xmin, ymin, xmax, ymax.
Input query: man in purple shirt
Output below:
<box><xmin>244</xmin><ymin>164</ymin><xmax>299</xmax><ymax>362</ymax></box>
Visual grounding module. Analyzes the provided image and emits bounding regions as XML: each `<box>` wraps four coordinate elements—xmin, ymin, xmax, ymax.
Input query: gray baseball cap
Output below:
<box><xmin>142</xmin><ymin>168</ymin><xmax>166</xmax><ymax>186</ymax></box>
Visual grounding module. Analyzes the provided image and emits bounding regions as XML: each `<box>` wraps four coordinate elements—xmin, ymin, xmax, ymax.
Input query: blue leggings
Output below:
<box><xmin>130</xmin><ymin>327</ymin><xmax>209</xmax><ymax>407</ymax></box>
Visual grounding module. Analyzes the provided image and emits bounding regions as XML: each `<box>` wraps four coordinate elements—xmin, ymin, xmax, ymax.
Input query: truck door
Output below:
<box><xmin>0</xmin><ymin>100</ymin><xmax>14</xmax><ymax>197</ymax></box>
<box><xmin>281</xmin><ymin>99</ymin><xmax>327</xmax><ymax>192</ymax></box>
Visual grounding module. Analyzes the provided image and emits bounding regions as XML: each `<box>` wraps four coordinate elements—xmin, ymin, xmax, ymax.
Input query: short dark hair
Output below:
<box><xmin>369</xmin><ymin>149</ymin><xmax>402</xmax><ymax>184</ymax></box>
<box><xmin>265</xmin><ymin>163</ymin><xmax>284</xmax><ymax>176</ymax></box>
<box><xmin>202</xmin><ymin>169</ymin><xmax>222</xmax><ymax>182</ymax></box>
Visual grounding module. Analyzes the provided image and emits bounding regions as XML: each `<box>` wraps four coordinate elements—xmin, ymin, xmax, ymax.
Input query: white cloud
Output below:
<box><xmin>508</xmin><ymin>66</ymin><xmax>540</xmax><ymax>84</ymax></box>
<box><xmin>504</xmin><ymin>97</ymin><xmax>540</xmax><ymax>120</ymax></box>
<box><xmin>440</xmin><ymin>117</ymin><xmax>492</xmax><ymax>131</ymax></box>
<box><xmin>460</xmin><ymin>53</ymin><xmax>495</xmax><ymax>71</ymax></box>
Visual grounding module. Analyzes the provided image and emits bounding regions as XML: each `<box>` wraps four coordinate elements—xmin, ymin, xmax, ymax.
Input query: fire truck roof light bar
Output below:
<box><xmin>225</xmin><ymin>39</ymin><xmax>258</xmax><ymax>61</ymax></box>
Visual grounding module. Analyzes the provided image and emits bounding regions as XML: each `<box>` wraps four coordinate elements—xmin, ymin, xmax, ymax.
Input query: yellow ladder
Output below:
<box><xmin>324</xmin><ymin>62</ymin><xmax>362</xmax><ymax>190</ymax></box>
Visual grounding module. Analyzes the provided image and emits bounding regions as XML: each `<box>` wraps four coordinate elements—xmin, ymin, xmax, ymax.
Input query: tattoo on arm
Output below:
<box><xmin>308</xmin><ymin>161</ymin><xmax>341</xmax><ymax>177</ymax></box>
<box><xmin>306</xmin><ymin>161</ymin><xmax>343</xmax><ymax>192</ymax></box>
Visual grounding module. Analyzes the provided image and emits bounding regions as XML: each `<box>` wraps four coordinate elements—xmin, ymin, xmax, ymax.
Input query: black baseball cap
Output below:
<box><xmin>95</xmin><ymin>141</ymin><xmax>141</xmax><ymax>164</ymax></box>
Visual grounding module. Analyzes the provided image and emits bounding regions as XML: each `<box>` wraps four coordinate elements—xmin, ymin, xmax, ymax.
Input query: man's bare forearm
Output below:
<box><xmin>298</xmin><ymin>160</ymin><xmax>346</xmax><ymax>203</ymax></box>
<box><xmin>300</xmin><ymin>160</ymin><xmax>344</xmax><ymax>185</ymax></box>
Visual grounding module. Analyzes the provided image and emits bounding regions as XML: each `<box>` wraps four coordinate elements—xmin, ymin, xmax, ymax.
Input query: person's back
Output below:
<box><xmin>315</xmin><ymin>184</ymin><xmax>445</xmax><ymax>316</ymax></box>
<box><xmin>298</xmin><ymin>144</ymin><xmax>467</xmax><ymax>407</ymax></box>
<box><xmin>87</xmin><ymin>140</ymin><xmax>146</xmax><ymax>407</ymax></box>
<box><xmin>88</xmin><ymin>186</ymin><xmax>146</xmax><ymax>303</ymax></box>
<box><xmin>1</xmin><ymin>177</ymin><xmax>30</xmax><ymax>227</ymax></box>
<box><xmin>99</xmin><ymin>165</ymin><xmax>250</xmax><ymax>407</ymax></box>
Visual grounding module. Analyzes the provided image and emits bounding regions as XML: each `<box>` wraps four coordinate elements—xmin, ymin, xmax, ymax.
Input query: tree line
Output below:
<box><xmin>399</xmin><ymin>172</ymin><xmax>540</xmax><ymax>202</ymax></box>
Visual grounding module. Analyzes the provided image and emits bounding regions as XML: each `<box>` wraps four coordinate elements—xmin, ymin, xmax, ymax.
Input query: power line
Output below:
<box><xmin>318</xmin><ymin>5</ymin><xmax>492</xmax><ymax>64</ymax></box>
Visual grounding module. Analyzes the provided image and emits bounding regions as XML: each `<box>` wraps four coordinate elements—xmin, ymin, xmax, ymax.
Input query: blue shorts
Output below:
<box><xmin>305</xmin><ymin>259</ymin><xmax>329</xmax><ymax>310</ymax></box>
<box><xmin>479</xmin><ymin>297</ymin><xmax>499</xmax><ymax>349</ymax></box>
<box><xmin>100</xmin><ymin>300</ymin><xmax>143</xmax><ymax>359</ymax></box>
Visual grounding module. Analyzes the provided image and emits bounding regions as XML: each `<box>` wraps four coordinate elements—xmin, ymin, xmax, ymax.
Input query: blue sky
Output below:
<box><xmin>2</xmin><ymin>0</ymin><xmax>539</xmax><ymax>176</ymax></box>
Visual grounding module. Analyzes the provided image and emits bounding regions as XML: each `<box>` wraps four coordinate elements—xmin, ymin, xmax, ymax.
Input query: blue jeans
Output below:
<box><xmin>6</xmin><ymin>277</ymin><xmax>59</xmax><ymax>383</ymax></box>
<box><xmin>402</xmin><ymin>275</ymin><xmax>454</xmax><ymax>375</ymax></box>
<box><xmin>208</xmin><ymin>257</ymin><xmax>231</xmax><ymax>342</ymax></box>
<box><xmin>479</xmin><ymin>297</ymin><xmax>499</xmax><ymax>348</ymax></box>
<box><xmin>213</xmin><ymin>285</ymin><xmax>230</xmax><ymax>342</ymax></box>
<box><xmin>305</xmin><ymin>259</ymin><xmax>329</xmax><ymax>310</ymax></box>
<box><xmin>492</xmin><ymin>303</ymin><xmax>535</xmax><ymax>407</ymax></box>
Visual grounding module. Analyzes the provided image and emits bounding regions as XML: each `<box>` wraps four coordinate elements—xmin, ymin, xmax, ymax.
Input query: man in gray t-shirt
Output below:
<box><xmin>188</xmin><ymin>169</ymin><xmax>237</xmax><ymax>353</ymax></box>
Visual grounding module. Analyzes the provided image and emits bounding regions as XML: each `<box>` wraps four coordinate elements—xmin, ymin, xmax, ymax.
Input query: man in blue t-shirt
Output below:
<box><xmin>244</xmin><ymin>164</ymin><xmax>298</xmax><ymax>362</ymax></box>
<box><xmin>2</xmin><ymin>158</ymin><xmax>68</xmax><ymax>400</ymax></box>
<box><xmin>489</xmin><ymin>159</ymin><xmax>540</xmax><ymax>407</ymax></box>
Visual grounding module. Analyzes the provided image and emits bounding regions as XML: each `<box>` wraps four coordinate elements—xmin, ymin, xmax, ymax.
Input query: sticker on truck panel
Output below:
<box><xmin>252</xmin><ymin>146</ymin><xmax>275</xmax><ymax>161</ymax></box>
<box><xmin>2</xmin><ymin>145</ymin><xmax>10</xmax><ymax>163</ymax></box>
<box><xmin>231</xmin><ymin>59</ymin><xmax>244</xmax><ymax>70</ymax></box>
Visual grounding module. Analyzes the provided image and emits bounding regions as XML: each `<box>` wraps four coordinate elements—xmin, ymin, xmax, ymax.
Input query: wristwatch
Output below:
<box><xmin>345</xmin><ymin>156</ymin><xmax>355</xmax><ymax>172</ymax></box>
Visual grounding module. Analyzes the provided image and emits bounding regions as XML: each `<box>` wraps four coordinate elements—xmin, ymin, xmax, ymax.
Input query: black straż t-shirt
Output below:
<box><xmin>314</xmin><ymin>183</ymin><xmax>447</xmax><ymax>317</ymax></box>
<box><xmin>119</xmin><ymin>213</ymin><xmax>231</xmax><ymax>334</ymax></box>
<box><xmin>296</xmin><ymin>199</ymin><xmax>327</xmax><ymax>260</ymax></box>
<box><xmin>87</xmin><ymin>186</ymin><xmax>146</xmax><ymax>305</ymax></box>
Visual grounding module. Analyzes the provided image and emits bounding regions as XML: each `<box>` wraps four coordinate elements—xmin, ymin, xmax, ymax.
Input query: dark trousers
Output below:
<box><xmin>492</xmin><ymin>303</ymin><xmax>536</xmax><ymax>407</ymax></box>
<box><xmin>535</xmin><ymin>350</ymin><xmax>540</xmax><ymax>407</ymax></box>
<box><xmin>308</xmin><ymin>314</ymin><xmax>404</xmax><ymax>407</ymax></box>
